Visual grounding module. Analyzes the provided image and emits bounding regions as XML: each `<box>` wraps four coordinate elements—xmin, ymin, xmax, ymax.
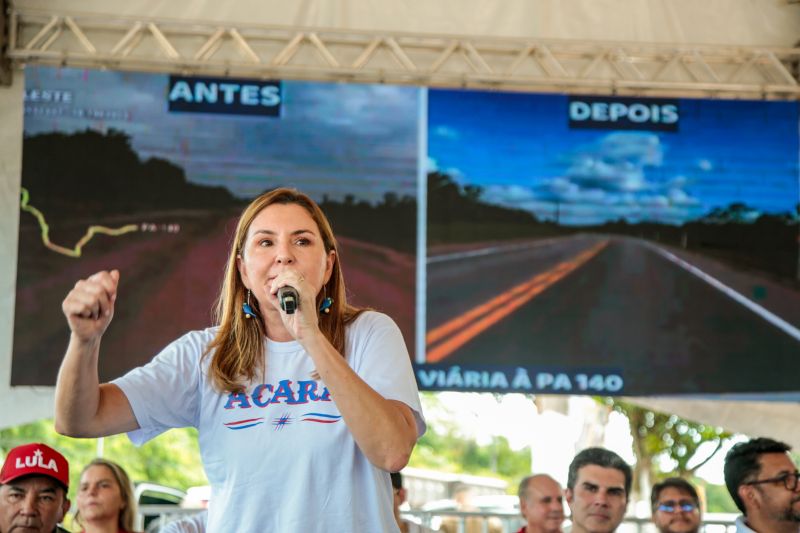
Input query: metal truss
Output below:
<box><xmin>4</xmin><ymin>5</ymin><xmax>800</xmax><ymax>99</ymax></box>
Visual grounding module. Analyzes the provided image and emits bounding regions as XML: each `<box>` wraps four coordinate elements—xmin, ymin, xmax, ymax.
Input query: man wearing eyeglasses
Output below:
<box><xmin>651</xmin><ymin>478</ymin><xmax>701</xmax><ymax>533</ymax></box>
<box><xmin>724</xmin><ymin>437</ymin><xmax>800</xmax><ymax>533</ymax></box>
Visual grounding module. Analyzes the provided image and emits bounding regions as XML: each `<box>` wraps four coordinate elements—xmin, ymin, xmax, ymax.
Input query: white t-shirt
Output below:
<box><xmin>160</xmin><ymin>511</ymin><xmax>207</xmax><ymax>533</ymax></box>
<box><xmin>113</xmin><ymin>311</ymin><xmax>426</xmax><ymax>533</ymax></box>
<box><xmin>734</xmin><ymin>516</ymin><xmax>758</xmax><ymax>533</ymax></box>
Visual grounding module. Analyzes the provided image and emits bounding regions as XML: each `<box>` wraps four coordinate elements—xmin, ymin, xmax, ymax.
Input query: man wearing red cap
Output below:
<box><xmin>0</xmin><ymin>443</ymin><xmax>71</xmax><ymax>533</ymax></box>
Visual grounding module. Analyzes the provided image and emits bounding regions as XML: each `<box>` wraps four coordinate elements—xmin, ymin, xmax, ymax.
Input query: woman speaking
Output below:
<box><xmin>55</xmin><ymin>188</ymin><xmax>425</xmax><ymax>532</ymax></box>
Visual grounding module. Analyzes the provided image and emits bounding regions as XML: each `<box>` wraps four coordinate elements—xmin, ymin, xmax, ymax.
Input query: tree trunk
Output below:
<box><xmin>628</xmin><ymin>409</ymin><xmax>654</xmax><ymax>505</ymax></box>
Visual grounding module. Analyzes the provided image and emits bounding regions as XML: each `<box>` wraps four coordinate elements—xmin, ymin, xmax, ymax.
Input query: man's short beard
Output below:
<box><xmin>774</xmin><ymin>501</ymin><xmax>800</xmax><ymax>523</ymax></box>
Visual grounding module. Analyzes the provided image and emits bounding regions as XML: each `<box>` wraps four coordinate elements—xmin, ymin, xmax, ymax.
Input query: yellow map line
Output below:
<box><xmin>20</xmin><ymin>187</ymin><xmax>139</xmax><ymax>258</ymax></box>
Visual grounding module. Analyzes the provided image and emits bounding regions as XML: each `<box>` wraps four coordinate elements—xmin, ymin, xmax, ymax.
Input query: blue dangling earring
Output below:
<box><xmin>242</xmin><ymin>289</ymin><xmax>256</xmax><ymax>318</ymax></box>
<box><xmin>318</xmin><ymin>297</ymin><xmax>333</xmax><ymax>314</ymax></box>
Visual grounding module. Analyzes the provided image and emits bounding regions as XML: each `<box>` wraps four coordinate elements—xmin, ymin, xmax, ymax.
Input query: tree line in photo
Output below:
<box><xmin>20</xmin><ymin>130</ymin><xmax>419</xmax><ymax>253</ymax></box>
<box><xmin>19</xmin><ymin>129</ymin><xmax>799</xmax><ymax>282</ymax></box>
<box><xmin>428</xmin><ymin>169</ymin><xmax>800</xmax><ymax>285</ymax></box>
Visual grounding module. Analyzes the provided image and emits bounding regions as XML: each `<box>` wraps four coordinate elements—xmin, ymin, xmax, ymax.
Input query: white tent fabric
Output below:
<box><xmin>0</xmin><ymin>74</ymin><xmax>39</xmax><ymax>429</ymax></box>
<box><xmin>1</xmin><ymin>0</ymin><xmax>799</xmax><ymax>437</ymax></box>
<box><xmin>631</xmin><ymin>396</ymin><xmax>800</xmax><ymax>445</ymax></box>
<box><xmin>14</xmin><ymin>0</ymin><xmax>800</xmax><ymax>46</ymax></box>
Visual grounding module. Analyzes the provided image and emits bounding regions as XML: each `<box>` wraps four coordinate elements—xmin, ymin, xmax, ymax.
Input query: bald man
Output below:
<box><xmin>516</xmin><ymin>474</ymin><xmax>565</xmax><ymax>533</ymax></box>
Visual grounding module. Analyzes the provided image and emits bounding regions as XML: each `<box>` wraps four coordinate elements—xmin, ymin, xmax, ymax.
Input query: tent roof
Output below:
<box><xmin>13</xmin><ymin>0</ymin><xmax>800</xmax><ymax>46</ymax></box>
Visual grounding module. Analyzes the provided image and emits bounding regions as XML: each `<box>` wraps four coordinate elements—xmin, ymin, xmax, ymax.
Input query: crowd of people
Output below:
<box><xmin>1</xmin><ymin>189</ymin><xmax>798</xmax><ymax>533</ymax></box>
<box><xmin>1</xmin><ymin>436</ymin><xmax>798</xmax><ymax>533</ymax></box>
<box><xmin>0</xmin><ymin>443</ymin><xmax>140</xmax><ymax>532</ymax></box>
<box><xmin>512</xmin><ymin>439</ymin><xmax>800</xmax><ymax>533</ymax></box>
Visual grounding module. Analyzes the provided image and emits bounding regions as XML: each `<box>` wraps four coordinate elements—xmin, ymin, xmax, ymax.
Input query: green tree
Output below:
<box><xmin>0</xmin><ymin>419</ymin><xmax>207</xmax><ymax>502</ymax></box>
<box><xmin>602</xmin><ymin>398</ymin><xmax>732</xmax><ymax>501</ymax></box>
<box><xmin>701</xmin><ymin>480</ymin><xmax>739</xmax><ymax>513</ymax></box>
<box><xmin>409</xmin><ymin>393</ymin><xmax>531</xmax><ymax>488</ymax></box>
<box><xmin>410</xmin><ymin>428</ymin><xmax>531</xmax><ymax>487</ymax></box>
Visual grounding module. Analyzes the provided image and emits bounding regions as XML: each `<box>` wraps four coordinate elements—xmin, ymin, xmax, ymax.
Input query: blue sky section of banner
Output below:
<box><xmin>427</xmin><ymin>89</ymin><xmax>799</xmax><ymax>227</ymax></box>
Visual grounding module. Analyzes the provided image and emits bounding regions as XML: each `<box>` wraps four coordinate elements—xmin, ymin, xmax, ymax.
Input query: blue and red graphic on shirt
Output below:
<box><xmin>301</xmin><ymin>412</ymin><xmax>342</xmax><ymax>424</ymax></box>
<box><xmin>222</xmin><ymin>379</ymin><xmax>341</xmax><ymax>430</ymax></box>
<box><xmin>224</xmin><ymin>417</ymin><xmax>265</xmax><ymax>430</ymax></box>
<box><xmin>223</xmin><ymin>379</ymin><xmax>331</xmax><ymax>410</ymax></box>
<box><xmin>272</xmin><ymin>413</ymin><xmax>292</xmax><ymax>430</ymax></box>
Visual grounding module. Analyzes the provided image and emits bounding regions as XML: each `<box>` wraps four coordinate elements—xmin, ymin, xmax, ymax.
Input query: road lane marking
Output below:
<box><xmin>425</xmin><ymin>240</ymin><xmax>608</xmax><ymax>363</ymax></box>
<box><xmin>648</xmin><ymin>244</ymin><xmax>800</xmax><ymax>343</ymax></box>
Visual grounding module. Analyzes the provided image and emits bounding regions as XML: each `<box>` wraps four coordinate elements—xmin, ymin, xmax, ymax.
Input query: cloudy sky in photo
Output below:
<box><xmin>23</xmin><ymin>66</ymin><xmax>420</xmax><ymax>203</ymax></box>
<box><xmin>428</xmin><ymin>89</ymin><xmax>799</xmax><ymax>226</ymax></box>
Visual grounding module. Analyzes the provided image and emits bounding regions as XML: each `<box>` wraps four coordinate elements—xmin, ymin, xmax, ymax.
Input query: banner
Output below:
<box><xmin>14</xmin><ymin>67</ymin><xmax>418</xmax><ymax>385</ymax></box>
<box><xmin>13</xmin><ymin>68</ymin><xmax>800</xmax><ymax>395</ymax></box>
<box><xmin>420</xmin><ymin>89</ymin><xmax>800</xmax><ymax>395</ymax></box>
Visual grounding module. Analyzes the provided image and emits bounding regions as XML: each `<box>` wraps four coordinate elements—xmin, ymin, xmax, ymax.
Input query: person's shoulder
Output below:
<box><xmin>345</xmin><ymin>311</ymin><xmax>408</xmax><ymax>362</ymax></box>
<box><xmin>734</xmin><ymin>516</ymin><xmax>757</xmax><ymax>533</ymax></box>
<box><xmin>179</xmin><ymin>326</ymin><xmax>220</xmax><ymax>343</ymax></box>
<box><xmin>148</xmin><ymin>326</ymin><xmax>220</xmax><ymax>370</ymax></box>
<box><xmin>167</xmin><ymin>326</ymin><xmax>221</xmax><ymax>352</ymax></box>
<box><xmin>348</xmin><ymin>310</ymin><xmax>397</xmax><ymax>331</ymax></box>
<box><xmin>347</xmin><ymin>310</ymin><xmax>406</xmax><ymax>344</ymax></box>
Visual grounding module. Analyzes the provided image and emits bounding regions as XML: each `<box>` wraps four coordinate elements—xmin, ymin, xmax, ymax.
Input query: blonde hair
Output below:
<box><xmin>75</xmin><ymin>458</ymin><xmax>137</xmax><ymax>532</ymax></box>
<box><xmin>205</xmin><ymin>187</ymin><xmax>364</xmax><ymax>392</ymax></box>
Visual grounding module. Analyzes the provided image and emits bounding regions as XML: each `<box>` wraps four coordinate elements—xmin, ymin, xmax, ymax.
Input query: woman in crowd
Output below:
<box><xmin>55</xmin><ymin>188</ymin><xmax>425</xmax><ymax>532</ymax></box>
<box><xmin>75</xmin><ymin>458</ymin><xmax>140</xmax><ymax>533</ymax></box>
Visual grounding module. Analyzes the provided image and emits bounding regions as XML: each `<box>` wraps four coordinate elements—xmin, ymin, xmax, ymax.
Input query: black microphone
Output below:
<box><xmin>278</xmin><ymin>286</ymin><xmax>298</xmax><ymax>314</ymax></box>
